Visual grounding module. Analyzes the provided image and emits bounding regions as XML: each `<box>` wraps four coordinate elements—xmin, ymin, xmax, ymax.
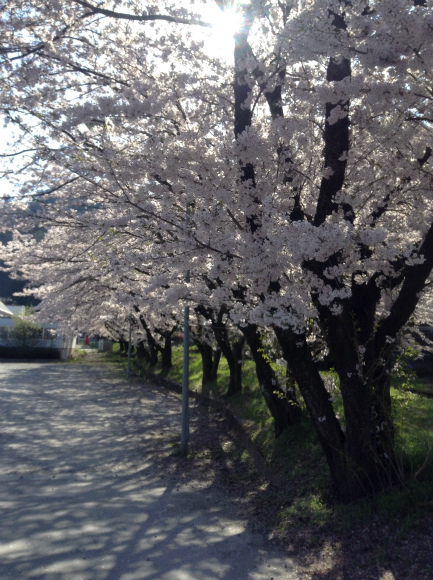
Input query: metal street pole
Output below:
<box><xmin>126</xmin><ymin>312</ymin><xmax>132</xmax><ymax>379</ymax></box>
<box><xmin>181</xmin><ymin>204</ymin><xmax>190</xmax><ymax>455</ymax></box>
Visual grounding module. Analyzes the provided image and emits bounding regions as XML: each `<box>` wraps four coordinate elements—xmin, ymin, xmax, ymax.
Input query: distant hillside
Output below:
<box><xmin>0</xmin><ymin>231</ymin><xmax>37</xmax><ymax>306</ymax></box>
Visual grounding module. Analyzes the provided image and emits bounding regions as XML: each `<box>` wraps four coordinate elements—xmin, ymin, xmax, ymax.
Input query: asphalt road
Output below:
<box><xmin>0</xmin><ymin>361</ymin><xmax>298</xmax><ymax>580</ymax></box>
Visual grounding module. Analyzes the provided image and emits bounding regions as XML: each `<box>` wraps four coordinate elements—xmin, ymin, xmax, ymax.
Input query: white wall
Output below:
<box><xmin>0</xmin><ymin>318</ymin><xmax>74</xmax><ymax>351</ymax></box>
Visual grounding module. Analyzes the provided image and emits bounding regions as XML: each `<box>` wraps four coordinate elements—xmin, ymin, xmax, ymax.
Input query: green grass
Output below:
<box><xmin>167</xmin><ymin>346</ymin><xmax>211</xmax><ymax>392</ymax></box>
<box><xmin>64</xmin><ymin>348</ymin><xmax>88</xmax><ymax>362</ymax></box>
<box><xmin>109</xmin><ymin>344</ymin><xmax>433</xmax><ymax>464</ymax></box>
<box><xmin>168</xmin><ymin>348</ymin><xmax>276</xmax><ymax>454</ymax></box>
<box><xmin>93</xmin><ymin>343</ymin><xmax>433</xmax><ymax>532</ymax></box>
<box><xmin>391</xmin><ymin>387</ymin><xmax>433</xmax><ymax>488</ymax></box>
<box><xmin>128</xmin><ymin>345</ymin><xmax>275</xmax><ymax>450</ymax></box>
<box><xmin>393</xmin><ymin>388</ymin><xmax>433</xmax><ymax>445</ymax></box>
<box><xmin>97</xmin><ymin>342</ymin><xmax>126</xmax><ymax>366</ymax></box>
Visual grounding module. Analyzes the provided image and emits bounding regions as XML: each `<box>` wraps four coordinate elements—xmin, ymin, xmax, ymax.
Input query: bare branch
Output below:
<box><xmin>70</xmin><ymin>0</ymin><xmax>211</xmax><ymax>27</ymax></box>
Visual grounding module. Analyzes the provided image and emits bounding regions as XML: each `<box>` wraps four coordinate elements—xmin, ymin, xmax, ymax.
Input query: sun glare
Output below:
<box><xmin>199</xmin><ymin>1</ymin><xmax>244</xmax><ymax>61</ymax></box>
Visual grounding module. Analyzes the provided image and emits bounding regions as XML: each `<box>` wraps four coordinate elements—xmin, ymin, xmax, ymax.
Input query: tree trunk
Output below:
<box><xmin>210</xmin><ymin>323</ymin><xmax>244</xmax><ymax>396</ymax></box>
<box><xmin>194</xmin><ymin>304</ymin><xmax>243</xmax><ymax>396</ymax></box>
<box><xmin>241</xmin><ymin>323</ymin><xmax>302</xmax><ymax>437</ymax></box>
<box><xmin>119</xmin><ymin>339</ymin><xmax>127</xmax><ymax>355</ymax></box>
<box><xmin>160</xmin><ymin>333</ymin><xmax>172</xmax><ymax>373</ymax></box>
<box><xmin>138</xmin><ymin>315</ymin><xmax>158</xmax><ymax>366</ymax></box>
<box><xmin>275</xmin><ymin>321</ymin><xmax>401</xmax><ymax>502</ymax></box>
<box><xmin>136</xmin><ymin>340</ymin><xmax>147</xmax><ymax>360</ymax></box>
<box><xmin>230</xmin><ymin>336</ymin><xmax>245</xmax><ymax>397</ymax></box>
<box><xmin>135</xmin><ymin>341</ymin><xmax>151</xmax><ymax>370</ymax></box>
<box><xmin>340</xmin><ymin>373</ymin><xmax>398</xmax><ymax>497</ymax></box>
<box><xmin>211</xmin><ymin>348</ymin><xmax>221</xmax><ymax>381</ymax></box>
<box><xmin>274</xmin><ymin>325</ymin><xmax>350</xmax><ymax>499</ymax></box>
<box><xmin>146</xmin><ymin>336</ymin><xmax>159</xmax><ymax>366</ymax></box>
<box><xmin>194</xmin><ymin>339</ymin><xmax>214</xmax><ymax>385</ymax></box>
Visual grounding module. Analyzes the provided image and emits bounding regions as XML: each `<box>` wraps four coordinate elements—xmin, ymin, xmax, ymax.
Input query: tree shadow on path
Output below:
<box><xmin>0</xmin><ymin>362</ymin><xmax>295</xmax><ymax>580</ymax></box>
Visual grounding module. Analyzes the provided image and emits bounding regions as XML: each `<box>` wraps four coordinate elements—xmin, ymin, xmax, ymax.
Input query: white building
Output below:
<box><xmin>0</xmin><ymin>300</ymin><xmax>76</xmax><ymax>359</ymax></box>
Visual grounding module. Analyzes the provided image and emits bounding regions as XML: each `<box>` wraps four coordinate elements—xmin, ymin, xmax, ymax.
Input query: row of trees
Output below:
<box><xmin>1</xmin><ymin>0</ymin><xmax>433</xmax><ymax>502</ymax></box>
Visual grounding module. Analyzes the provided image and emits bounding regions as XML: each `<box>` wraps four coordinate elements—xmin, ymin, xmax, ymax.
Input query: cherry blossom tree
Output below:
<box><xmin>1</xmin><ymin>0</ymin><xmax>433</xmax><ymax>501</ymax></box>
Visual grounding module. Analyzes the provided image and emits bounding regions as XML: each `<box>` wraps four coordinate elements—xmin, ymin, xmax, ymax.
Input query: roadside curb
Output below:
<box><xmin>0</xmin><ymin>358</ymin><xmax>61</xmax><ymax>363</ymax></box>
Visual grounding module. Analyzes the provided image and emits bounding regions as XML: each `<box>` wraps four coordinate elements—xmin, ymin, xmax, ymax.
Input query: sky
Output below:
<box><xmin>0</xmin><ymin>1</ymin><xmax>243</xmax><ymax>200</ymax></box>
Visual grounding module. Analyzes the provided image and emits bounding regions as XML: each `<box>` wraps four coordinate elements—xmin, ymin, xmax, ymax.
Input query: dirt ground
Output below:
<box><xmin>0</xmin><ymin>360</ymin><xmax>296</xmax><ymax>580</ymax></box>
<box><xmin>2</xmin><ymin>356</ymin><xmax>431</xmax><ymax>580</ymax></box>
<box><xmin>174</xmin><ymin>387</ymin><xmax>433</xmax><ymax>580</ymax></box>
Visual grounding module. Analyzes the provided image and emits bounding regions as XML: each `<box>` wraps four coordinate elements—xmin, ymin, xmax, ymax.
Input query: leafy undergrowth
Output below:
<box><xmin>65</xmin><ymin>348</ymin><xmax>88</xmax><ymax>362</ymax></box>
<box><xmin>76</xmin><ymin>344</ymin><xmax>433</xmax><ymax>578</ymax></box>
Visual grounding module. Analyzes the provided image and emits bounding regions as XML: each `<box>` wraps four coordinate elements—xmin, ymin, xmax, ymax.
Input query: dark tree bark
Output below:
<box><xmin>287</xmin><ymin>5</ymin><xmax>433</xmax><ymax>501</ymax></box>
<box><xmin>135</xmin><ymin>340</ymin><xmax>147</xmax><ymax>360</ymax></box>
<box><xmin>155</xmin><ymin>325</ymin><xmax>177</xmax><ymax>373</ymax></box>
<box><xmin>229</xmin><ymin>0</ymin><xmax>401</xmax><ymax>499</ymax></box>
<box><xmin>212</xmin><ymin>323</ymin><xmax>244</xmax><ymax>397</ymax></box>
<box><xmin>241</xmin><ymin>323</ymin><xmax>302</xmax><ymax>437</ymax></box>
<box><xmin>194</xmin><ymin>339</ymin><xmax>218</xmax><ymax>386</ymax></box>
<box><xmin>229</xmin><ymin>334</ymin><xmax>245</xmax><ymax>396</ymax></box>
<box><xmin>211</xmin><ymin>349</ymin><xmax>221</xmax><ymax>381</ymax></box>
<box><xmin>274</xmin><ymin>326</ymin><xmax>350</xmax><ymax>499</ymax></box>
<box><xmin>119</xmin><ymin>338</ymin><xmax>127</xmax><ymax>355</ymax></box>
<box><xmin>191</xmin><ymin>319</ymin><xmax>221</xmax><ymax>386</ymax></box>
<box><xmin>195</xmin><ymin>304</ymin><xmax>244</xmax><ymax>396</ymax></box>
<box><xmin>275</xmin><ymin>259</ymin><xmax>433</xmax><ymax>504</ymax></box>
<box><xmin>137</xmin><ymin>314</ymin><xmax>158</xmax><ymax>366</ymax></box>
<box><xmin>231</xmin><ymin>10</ymin><xmax>301</xmax><ymax>434</ymax></box>
<box><xmin>216</xmin><ymin>0</ymin><xmax>433</xmax><ymax>500</ymax></box>
<box><xmin>315</xmin><ymin>297</ymin><xmax>400</xmax><ymax>500</ymax></box>
<box><xmin>159</xmin><ymin>334</ymin><xmax>171</xmax><ymax>373</ymax></box>
<box><xmin>197</xmin><ymin>340</ymin><xmax>214</xmax><ymax>385</ymax></box>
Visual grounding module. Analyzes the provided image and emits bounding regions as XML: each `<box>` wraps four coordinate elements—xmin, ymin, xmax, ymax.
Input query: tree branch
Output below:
<box><xmin>375</xmin><ymin>221</ymin><xmax>433</xmax><ymax>349</ymax></box>
<box><xmin>70</xmin><ymin>0</ymin><xmax>211</xmax><ymax>27</ymax></box>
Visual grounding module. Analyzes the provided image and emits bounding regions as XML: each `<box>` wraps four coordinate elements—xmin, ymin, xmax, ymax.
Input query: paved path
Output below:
<box><xmin>0</xmin><ymin>362</ymin><xmax>298</xmax><ymax>580</ymax></box>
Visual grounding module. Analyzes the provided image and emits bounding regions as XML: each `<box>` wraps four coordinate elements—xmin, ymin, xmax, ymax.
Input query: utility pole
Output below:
<box><xmin>181</xmin><ymin>204</ymin><xmax>190</xmax><ymax>455</ymax></box>
<box><xmin>126</xmin><ymin>312</ymin><xmax>132</xmax><ymax>379</ymax></box>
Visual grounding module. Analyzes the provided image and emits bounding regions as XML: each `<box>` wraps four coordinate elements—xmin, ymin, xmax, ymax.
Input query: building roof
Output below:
<box><xmin>0</xmin><ymin>300</ymin><xmax>14</xmax><ymax>318</ymax></box>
